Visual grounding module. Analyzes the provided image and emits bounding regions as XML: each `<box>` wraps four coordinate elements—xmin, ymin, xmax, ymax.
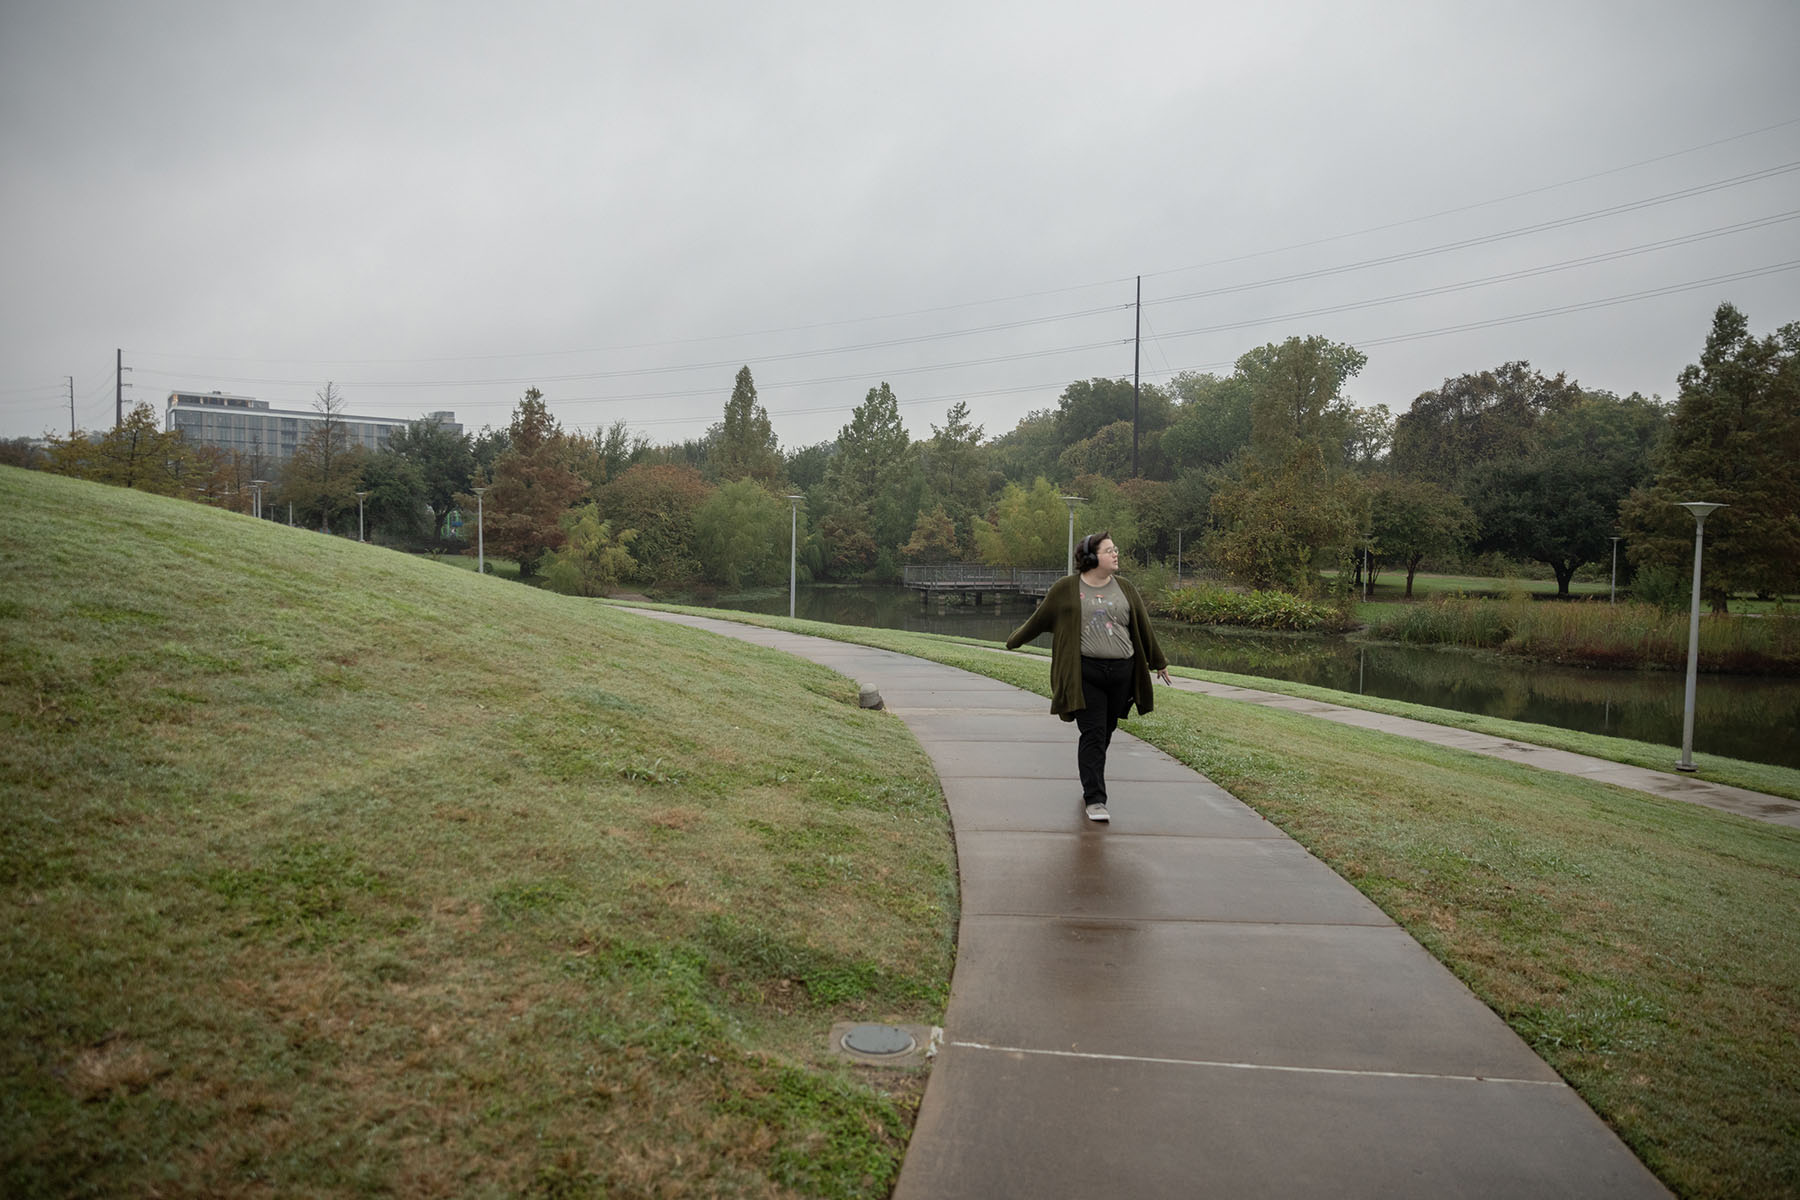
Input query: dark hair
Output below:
<box><xmin>1074</xmin><ymin>530</ymin><xmax>1111</xmax><ymax>572</ymax></box>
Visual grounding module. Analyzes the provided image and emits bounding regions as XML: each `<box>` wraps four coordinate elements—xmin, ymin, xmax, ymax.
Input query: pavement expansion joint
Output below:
<box><xmin>965</xmin><ymin>909</ymin><xmax>1396</xmax><ymax>928</ymax></box>
<box><xmin>945</xmin><ymin>1041</ymin><xmax>1570</xmax><ymax>1087</ymax></box>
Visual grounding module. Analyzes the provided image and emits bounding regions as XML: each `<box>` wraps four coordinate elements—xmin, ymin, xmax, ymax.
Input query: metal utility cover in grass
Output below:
<box><xmin>842</xmin><ymin>1023</ymin><xmax>915</xmax><ymax>1055</ymax></box>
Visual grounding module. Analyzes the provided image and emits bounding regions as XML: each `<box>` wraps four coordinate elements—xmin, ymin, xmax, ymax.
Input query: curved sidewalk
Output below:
<box><xmin>624</xmin><ymin>608</ymin><xmax>1668</xmax><ymax>1198</ymax></box>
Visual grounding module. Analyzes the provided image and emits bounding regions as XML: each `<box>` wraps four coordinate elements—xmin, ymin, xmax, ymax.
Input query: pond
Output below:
<box><xmin>695</xmin><ymin>584</ymin><xmax>1800</xmax><ymax>771</ymax></box>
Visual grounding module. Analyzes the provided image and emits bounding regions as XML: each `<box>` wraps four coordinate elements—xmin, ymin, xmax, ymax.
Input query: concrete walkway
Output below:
<box><xmin>623</xmin><ymin>608</ymin><xmax>1670</xmax><ymax>1198</ymax></box>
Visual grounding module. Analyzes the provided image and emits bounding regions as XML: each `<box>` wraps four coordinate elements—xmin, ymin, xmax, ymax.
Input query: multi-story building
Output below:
<box><xmin>164</xmin><ymin>391</ymin><xmax>461</xmax><ymax>467</ymax></box>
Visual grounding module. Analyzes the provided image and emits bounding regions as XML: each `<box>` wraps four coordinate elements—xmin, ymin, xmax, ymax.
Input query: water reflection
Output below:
<box><xmin>704</xmin><ymin>585</ymin><xmax>1800</xmax><ymax>770</ymax></box>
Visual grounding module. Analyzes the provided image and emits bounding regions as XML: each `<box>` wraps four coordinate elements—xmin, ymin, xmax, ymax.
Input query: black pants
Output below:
<box><xmin>1076</xmin><ymin>655</ymin><xmax>1134</xmax><ymax>804</ymax></box>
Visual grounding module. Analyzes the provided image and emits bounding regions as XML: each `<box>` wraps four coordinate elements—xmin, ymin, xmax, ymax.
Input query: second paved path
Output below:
<box><xmin>623</xmin><ymin>608</ymin><xmax>1668</xmax><ymax>1199</ymax></box>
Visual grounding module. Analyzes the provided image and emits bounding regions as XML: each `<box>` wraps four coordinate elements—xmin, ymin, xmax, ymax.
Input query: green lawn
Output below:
<box><xmin>6</xmin><ymin>466</ymin><xmax>1797</xmax><ymax>1198</ymax></box>
<box><xmin>619</xmin><ymin>601</ymin><xmax>1800</xmax><ymax>1200</ymax></box>
<box><xmin>1</xmin><ymin>469</ymin><xmax>955</xmax><ymax>1198</ymax></box>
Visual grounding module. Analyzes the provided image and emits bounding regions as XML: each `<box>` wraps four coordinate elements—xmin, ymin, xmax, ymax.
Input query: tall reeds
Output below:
<box><xmin>1366</xmin><ymin>595</ymin><xmax>1800</xmax><ymax>672</ymax></box>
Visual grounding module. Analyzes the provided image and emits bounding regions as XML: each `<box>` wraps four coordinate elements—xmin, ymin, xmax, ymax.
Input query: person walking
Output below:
<box><xmin>1005</xmin><ymin>531</ymin><xmax>1171</xmax><ymax>823</ymax></box>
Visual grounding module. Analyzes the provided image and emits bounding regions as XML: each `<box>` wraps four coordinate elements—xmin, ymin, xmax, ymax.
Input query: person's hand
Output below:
<box><xmin>1155</xmin><ymin>667</ymin><xmax>1172</xmax><ymax>685</ymax></box>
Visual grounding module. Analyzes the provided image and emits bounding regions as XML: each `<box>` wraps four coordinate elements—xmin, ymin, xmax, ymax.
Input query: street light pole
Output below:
<box><xmin>472</xmin><ymin>487</ymin><xmax>487</xmax><ymax>576</ymax></box>
<box><xmin>250</xmin><ymin>479</ymin><xmax>267</xmax><ymax>520</ymax></box>
<box><xmin>1609</xmin><ymin>536</ymin><xmax>1623</xmax><ymax>604</ymax></box>
<box><xmin>355</xmin><ymin>491</ymin><xmax>369</xmax><ymax>543</ymax></box>
<box><xmin>1060</xmin><ymin>494</ymin><xmax>1083</xmax><ymax>574</ymax></box>
<box><xmin>786</xmin><ymin>494</ymin><xmax>804</xmax><ymax>619</ymax></box>
<box><xmin>1675</xmin><ymin>502</ymin><xmax>1724</xmax><ymax>772</ymax></box>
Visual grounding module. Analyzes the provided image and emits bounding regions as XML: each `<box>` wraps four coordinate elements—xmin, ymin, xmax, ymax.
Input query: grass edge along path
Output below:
<box><xmin>608</xmin><ymin>600</ymin><xmax>1800</xmax><ymax>1200</ymax></box>
<box><xmin>0</xmin><ymin>469</ymin><xmax>957</xmax><ymax>1198</ymax></box>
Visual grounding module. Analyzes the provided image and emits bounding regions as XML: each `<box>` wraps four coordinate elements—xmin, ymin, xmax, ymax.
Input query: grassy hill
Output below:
<box><xmin>0</xmin><ymin>467</ymin><xmax>956</xmax><ymax>1198</ymax></box>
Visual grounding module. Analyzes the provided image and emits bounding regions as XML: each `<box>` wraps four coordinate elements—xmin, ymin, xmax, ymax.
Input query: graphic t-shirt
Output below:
<box><xmin>1079</xmin><ymin>576</ymin><xmax>1134</xmax><ymax>659</ymax></box>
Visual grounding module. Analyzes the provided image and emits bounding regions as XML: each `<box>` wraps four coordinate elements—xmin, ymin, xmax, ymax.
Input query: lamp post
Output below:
<box><xmin>1675</xmin><ymin>502</ymin><xmax>1725</xmax><ymax>772</ymax></box>
<box><xmin>786</xmin><ymin>494</ymin><xmax>804</xmax><ymax>619</ymax></box>
<box><xmin>472</xmin><ymin>486</ymin><xmax>487</xmax><ymax>576</ymax></box>
<box><xmin>355</xmin><ymin>491</ymin><xmax>369</xmax><ymax>542</ymax></box>
<box><xmin>1609</xmin><ymin>536</ymin><xmax>1623</xmax><ymax>604</ymax></box>
<box><xmin>250</xmin><ymin>479</ymin><xmax>267</xmax><ymax>520</ymax></box>
<box><xmin>1060</xmin><ymin>494</ymin><xmax>1084</xmax><ymax>574</ymax></box>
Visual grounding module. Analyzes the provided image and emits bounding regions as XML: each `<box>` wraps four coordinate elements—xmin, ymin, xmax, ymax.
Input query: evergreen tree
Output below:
<box><xmin>714</xmin><ymin>366</ymin><xmax>782</xmax><ymax>485</ymax></box>
<box><xmin>1620</xmin><ymin>304</ymin><xmax>1800</xmax><ymax>607</ymax></box>
<box><xmin>822</xmin><ymin>382</ymin><xmax>918</xmax><ymax>568</ymax></box>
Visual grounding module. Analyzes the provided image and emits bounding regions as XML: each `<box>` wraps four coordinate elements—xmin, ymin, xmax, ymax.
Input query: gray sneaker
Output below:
<box><xmin>1085</xmin><ymin>803</ymin><xmax>1110</xmax><ymax>823</ymax></box>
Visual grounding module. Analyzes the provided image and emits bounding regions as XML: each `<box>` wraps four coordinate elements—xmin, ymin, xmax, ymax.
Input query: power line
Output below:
<box><xmin>1143</xmin><ymin>114</ymin><xmax>1800</xmax><ymax>282</ymax></box>
<box><xmin>1151</xmin><ymin>161</ymin><xmax>1800</xmax><ymax>307</ymax></box>
<box><xmin>1152</xmin><ymin>210</ymin><xmax>1800</xmax><ymax>345</ymax></box>
<box><xmin>120</xmin><ymin>115</ymin><xmax>1800</xmax><ymax>372</ymax></box>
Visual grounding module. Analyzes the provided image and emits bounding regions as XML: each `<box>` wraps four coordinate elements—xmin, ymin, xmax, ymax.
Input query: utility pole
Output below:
<box><xmin>67</xmin><ymin>376</ymin><xmax>75</xmax><ymax>435</ymax></box>
<box><xmin>1132</xmin><ymin>274</ymin><xmax>1141</xmax><ymax>478</ymax></box>
<box><xmin>115</xmin><ymin>348</ymin><xmax>131</xmax><ymax>429</ymax></box>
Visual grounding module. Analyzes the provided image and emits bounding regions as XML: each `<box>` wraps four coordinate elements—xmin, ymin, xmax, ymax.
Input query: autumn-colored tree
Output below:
<box><xmin>43</xmin><ymin>402</ymin><xmax>200</xmax><ymax>496</ymax></box>
<box><xmin>900</xmin><ymin>504</ymin><xmax>962</xmax><ymax>563</ymax></box>
<box><xmin>466</xmin><ymin>389</ymin><xmax>588</xmax><ymax>576</ymax></box>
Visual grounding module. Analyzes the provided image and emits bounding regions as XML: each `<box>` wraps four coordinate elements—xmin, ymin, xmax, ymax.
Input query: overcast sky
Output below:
<box><xmin>3</xmin><ymin>0</ymin><xmax>1797</xmax><ymax>451</ymax></box>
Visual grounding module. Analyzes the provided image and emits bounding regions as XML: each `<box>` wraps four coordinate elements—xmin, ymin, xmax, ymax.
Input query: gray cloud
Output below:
<box><xmin>3</xmin><ymin>0</ymin><xmax>1797</xmax><ymax>446</ymax></box>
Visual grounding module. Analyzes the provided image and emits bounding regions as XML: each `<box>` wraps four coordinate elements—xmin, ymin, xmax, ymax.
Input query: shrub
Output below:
<box><xmin>1161</xmin><ymin>583</ymin><xmax>1339</xmax><ymax>631</ymax></box>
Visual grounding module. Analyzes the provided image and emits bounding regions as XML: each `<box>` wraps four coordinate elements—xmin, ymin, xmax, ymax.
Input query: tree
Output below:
<box><xmin>973</xmin><ymin>477</ymin><xmax>1070</xmax><ymax>567</ymax></box>
<box><xmin>1390</xmin><ymin>362</ymin><xmax>1583</xmax><ymax>489</ymax></box>
<box><xmin>819</xmin><ymin>505</ymin><xmax>879</xmax><ymax>576</ymax></box>
<box><xmin>471</xmin><ymin>388</ymin><xmax>589</xmax><ymax>576</ymax></box>
<box><xmin>1466</xmin><ymin>390</ymin><xmax>1665</xmax><ymax>595</ymax></box>
<box><xmin>1054</xmin><ymin>378</ymin><xmax>1172</xmax><ymax>455</ymax></box>
<box><xmin>386</xmin><ymin>418</ymin><xmax>474</xmax><ymax>539</ymax></box>
<box><xmin>1058</xmin><ymin>419</ymin><xmax>1164</xmax><ymax>481</ymax></box>
<box><xmin>1161</xmin><ymin>372</ymin><xmax>1253</xmax><ymax>473</ymax></box>
<box><xmin>989</xmin><ymin>409</ymin><xmax>1062</xmax><ymax>485</ymax></box>
<box><xmin>692</xmin><ymin>477</ymin><xmax>791</xmax><ymax>589</ymax></box>
<box><xmin>1206</xmin><ymin>447</ymin><xmax>1366</xmax><ymax>592</ymax></box>
<box><xmin>784</xmin><ymin>441</ymin><xmax>835</xmax><ymax>492</ymax></box>
<box><xmin>0</xmin><ymin>438</ymin><xmax>45</xmax><ymax>469</ymax></box>
<box><xmin>822</xmin><ymin>382</ymin><xmax>918</xmax><ymax>569</ymax></box>
<box><xmin>1118</xmin><ymin>477</ymin><xmax>1176</xmax><ymax>562</ymax></box>
<box><xmin>1237</xmin><ymin>336</ymin><xmax>1368</xmax><ymax>464</ymax></box>
<box><xmin>273</xmin><ymin>383</ymin><xmax>369</xmax><ymax>532</ymax></box>
<box><xmin>1203</xmin><ymin>336</ymin><xmax>1368</xmax><ymax>591</ymax></box>
<box><xmin>354</xmin><ymin>446</ymin><xmax>431</xmax><ymax>545</ymax></box>
<box><xmin>43</xmin><ymin>402</ymin><xmax>200</xmax><ymax>496</ymax></box>
<box><xmin>900</xmin><ymin>504</ymin><xmax>962</xmax><ymax>562</ymax></box>
<box><xmin>598</xmin><ymin>462</ymin><xmax>713</xmax><ymax>586</ymax></box>
<box><xmin>1620</xmin><ymin>304</ymin><xmax>1800</xmax><ymax>608</ymax></box>
<box><xmin>1367</xmin><ymin>475</ymin><xmax>1475</xmax><ymax>596</ymax></box>
<box><xmin>919</xmin><ymin>400</ymin><xmax>989</xmax><ymax>553</ymax></box>
<box><xmin>1340</xmin><ymin>403</ymin><xmax>1393</xmax><ymax>472</ymax></box>
<box><xmin>542</xmin><ymin>504</ymin><xmax>638</xmax><ymax>597</ymax></box>
<box><xmin>714</xmin><ymin>367</ymin><xmax>783</xmax><ymax>485</ymax></box>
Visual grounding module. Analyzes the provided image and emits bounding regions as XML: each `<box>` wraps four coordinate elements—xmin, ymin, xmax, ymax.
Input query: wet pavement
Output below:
<box><xmin>621</xmin><ymin>608</ymin><xmax>1671</xmax><ymax>1198</ymax></box>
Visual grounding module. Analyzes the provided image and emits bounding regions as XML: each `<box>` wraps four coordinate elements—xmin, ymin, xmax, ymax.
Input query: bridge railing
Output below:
<box><xmin>901</xmin><ymin>564</ymin><xmax>1070</xmax><ymax>593</ymax></box>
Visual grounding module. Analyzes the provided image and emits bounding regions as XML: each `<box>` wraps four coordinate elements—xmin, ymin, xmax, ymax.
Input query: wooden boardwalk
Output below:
<box><xmin>901</xmin><ymin>564</ymin><xmax>1065</xmax><ymax>600</ymax></box>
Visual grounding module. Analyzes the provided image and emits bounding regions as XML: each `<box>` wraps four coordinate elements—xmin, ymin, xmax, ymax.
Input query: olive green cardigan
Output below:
<box><xmin>1005</xmin><ymin>574</ymin><xmax>1168</xmax><ymax>722</ymax></box>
